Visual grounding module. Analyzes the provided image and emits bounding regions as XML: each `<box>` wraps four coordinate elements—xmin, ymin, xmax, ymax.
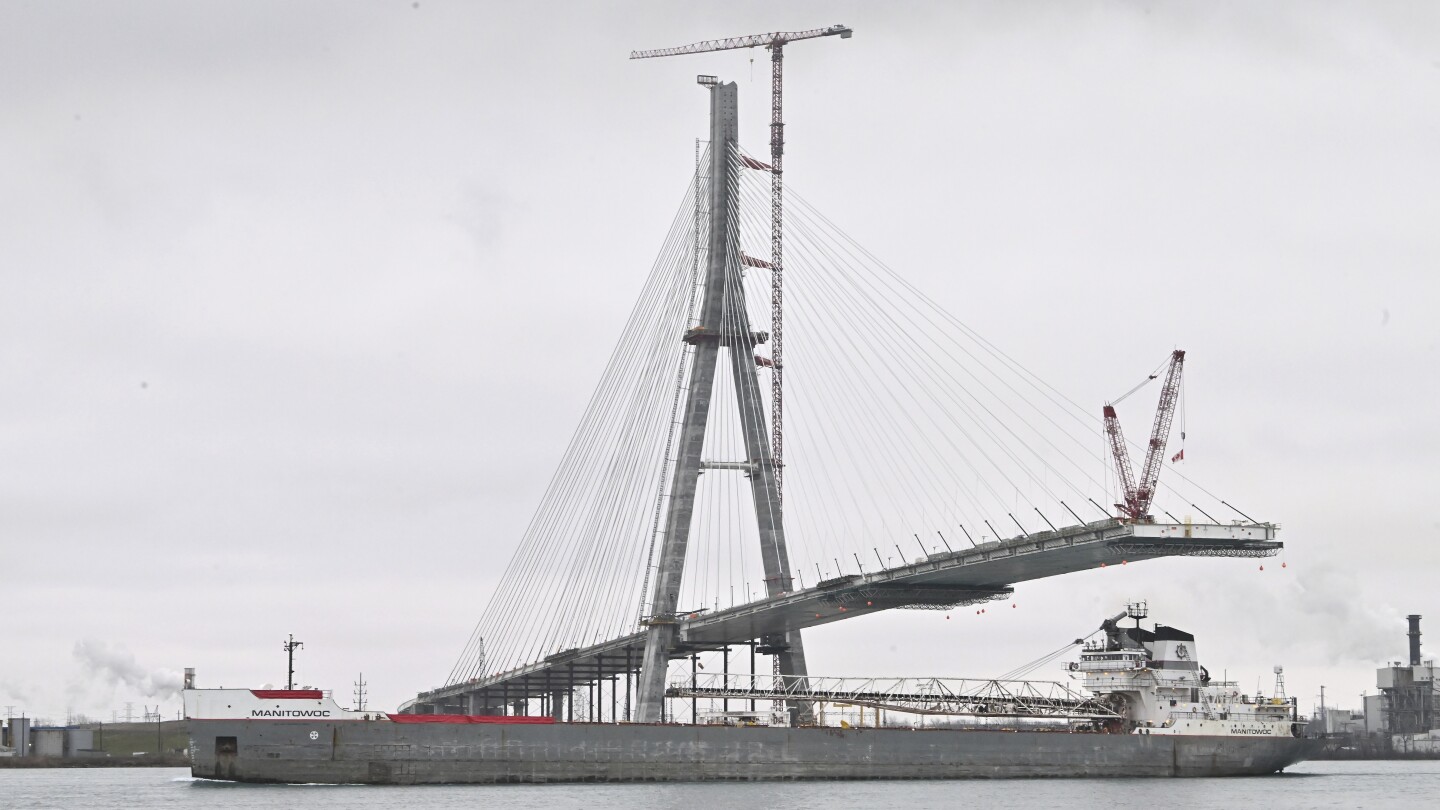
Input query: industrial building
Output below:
<box><xmin>1315</xmin><ymin>707</ymin><xmax>1368</xmax><ymax>736</ymax></box>
<box><xmin>1</xmin><ymin>717</ymin><xmax>99</xmax><ymax>758</ymax></box>
<box><xmin>0</xmin><ymin>717</ymin><xmax>27</xmax><ymax>757</ymax></box>
<box><xmin>1374</xmin><ymin>615</ymin><xmax>1440</xmax><ymax>752</ymax></box>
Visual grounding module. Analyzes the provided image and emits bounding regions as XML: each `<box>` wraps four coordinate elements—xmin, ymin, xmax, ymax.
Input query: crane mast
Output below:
<box><xmin>1104</xmin><ymin>349</ymin><xmax>1186</xmax><ymax>521</ymax></box>
<box><xmin>631</xmin><ymin>24</ymin><xmax>852</xmax><ymax>501</ymax></box>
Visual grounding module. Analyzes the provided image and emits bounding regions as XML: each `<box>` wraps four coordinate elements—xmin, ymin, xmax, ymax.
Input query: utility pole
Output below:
<box><xmin>284</xmin><ymin>634</ymin><xmax>304</xmax><ymax>690</ymax></box>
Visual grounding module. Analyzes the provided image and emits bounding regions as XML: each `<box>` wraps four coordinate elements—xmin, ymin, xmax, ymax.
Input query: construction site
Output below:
<box><xmin>403</xmin><ymin>28</ymin><xmax>1277</xmax><ymax>724</ymax></box>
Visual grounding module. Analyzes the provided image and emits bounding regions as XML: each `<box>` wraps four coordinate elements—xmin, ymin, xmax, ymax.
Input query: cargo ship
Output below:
<box><xmin>183</xmin><ymin>607</ymin><xmax>1323</xmax><ymax>783</ymax></box>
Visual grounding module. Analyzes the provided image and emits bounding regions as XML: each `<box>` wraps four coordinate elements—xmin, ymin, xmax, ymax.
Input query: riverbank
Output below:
<box><xmin>1</xmin><ymin>720</ymin><xmax>188</xmax><ymax>766</ymax></box>
<box><xmin>0</xmin><ymin>753</ymin><xmax>187</xmax><ymax>768</ymax></box>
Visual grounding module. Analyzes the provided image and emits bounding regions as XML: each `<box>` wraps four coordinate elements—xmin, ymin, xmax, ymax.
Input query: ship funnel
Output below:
<box><xmin>1408</xmin><ymin>615</ymin><xmax>1422</xmax><ymax>667</ymax></box>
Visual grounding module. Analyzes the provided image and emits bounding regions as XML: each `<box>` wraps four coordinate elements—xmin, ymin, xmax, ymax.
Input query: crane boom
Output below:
<box><xmin>629</xmin><ymin>25</ymin><xmax>852</xmax><ymax>60</ymax></box>
<box><xmin>1103</xmin><ymin>349</ymin><xmax>1186</xmax><ymax>521</ymax></box>
<box><xmin>1102</xmin><ymin>404</ymin><xmax>1139</xmax><ymax>516</ymax></box>
<box><xmin>1135</xmin><ymin>349</ymin><xmax>1186</xmax><ymax>513</ymax></box>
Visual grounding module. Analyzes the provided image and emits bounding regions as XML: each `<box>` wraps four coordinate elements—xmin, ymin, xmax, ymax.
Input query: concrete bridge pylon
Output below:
<box><xmin>633</xmin><ymin>79</ymin><xmax>811</xmax><ymax>724</ymax></box>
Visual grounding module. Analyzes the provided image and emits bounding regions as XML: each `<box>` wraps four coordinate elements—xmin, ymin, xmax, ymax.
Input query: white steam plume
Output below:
<box><xmin>72</xmin><ymin>640</ymin><xmax>183</xmax><ymax>699</ymax></box>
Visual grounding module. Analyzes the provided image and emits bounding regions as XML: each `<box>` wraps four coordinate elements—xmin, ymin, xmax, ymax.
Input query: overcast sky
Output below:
<box><xmin>3</xmin><ymin>1</ymin><xmax>1437</xmax><ymax>722</ymax></box>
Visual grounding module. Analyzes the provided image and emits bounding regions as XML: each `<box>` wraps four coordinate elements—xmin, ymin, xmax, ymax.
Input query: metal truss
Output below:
<box><xmin>629</xmin><ymin>26</ymin><xmax>851</xmax><ymax>60</ymax></box>
<box><xmin>666</xmin><ymin>672</ymin><xmax>1120</xmax><ymax>719</ymax></box>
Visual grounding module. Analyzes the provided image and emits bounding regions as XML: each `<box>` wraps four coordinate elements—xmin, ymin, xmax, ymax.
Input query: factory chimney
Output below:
<box><xmin>1407</xmin><ymin>615</ymin><xmax>1422</xmax><ymax>667</ymax></box>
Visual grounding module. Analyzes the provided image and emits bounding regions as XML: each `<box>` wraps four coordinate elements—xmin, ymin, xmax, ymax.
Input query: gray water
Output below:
<box><xmin>2</xmin><ymin>762</ymin><xmax>1437</xmax><ymax>809</ymax></box>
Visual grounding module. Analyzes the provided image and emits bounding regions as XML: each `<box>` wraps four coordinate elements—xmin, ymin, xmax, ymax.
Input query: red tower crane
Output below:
<box><xmin>1103</xmin><ymin>349</ymin><xmax>1186</xmax><ymax>521</ymax></box>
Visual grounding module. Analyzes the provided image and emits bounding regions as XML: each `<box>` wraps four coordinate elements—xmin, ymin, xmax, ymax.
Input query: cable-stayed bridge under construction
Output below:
<box><xmin>403</xmin><ymin>78</ymin><xmax>1282</xmax><ymax>722</ymax></box>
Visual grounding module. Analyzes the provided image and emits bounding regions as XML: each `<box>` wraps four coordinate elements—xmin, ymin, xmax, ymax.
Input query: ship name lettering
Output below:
<box><xmin>251</xmin><ymin>709</ymin><xmax>332</xmax><ymax>717</ymax></box>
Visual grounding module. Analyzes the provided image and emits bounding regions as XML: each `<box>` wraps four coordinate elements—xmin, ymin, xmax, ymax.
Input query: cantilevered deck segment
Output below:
<box><xmin>408</xmin><ymin>519</ymin><xmax>1279</xmax><ymax>714</ymax></box>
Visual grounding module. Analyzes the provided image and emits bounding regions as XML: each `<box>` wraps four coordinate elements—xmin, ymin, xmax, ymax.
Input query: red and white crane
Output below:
<box><xmin>631</xmin><ymin>25</ymin><xmax>853</xmax><ymax>498</ymax></box>
<box><xmin>1103</xmin><ymin>349</ymin><xmax>1186</xmax><ymax>521</ymax></box>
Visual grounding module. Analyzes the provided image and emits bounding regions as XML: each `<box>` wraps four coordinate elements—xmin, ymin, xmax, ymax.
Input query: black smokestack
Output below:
<box><xmin>1408</xmin><ymin>614</ymin><xmax>1422</xmax><ymax>667</ymax></box>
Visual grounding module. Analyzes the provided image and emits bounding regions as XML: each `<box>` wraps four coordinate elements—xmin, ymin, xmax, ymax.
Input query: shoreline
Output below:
<box><xmin>0</xmin><ymin>754</ymin><xmax>188</xmax><ymax>769</ymax></box>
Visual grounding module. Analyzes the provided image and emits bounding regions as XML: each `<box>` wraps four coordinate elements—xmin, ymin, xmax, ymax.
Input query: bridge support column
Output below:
<box><xmin>625</xmin><ymin>649</ymin><xmax>633</xmax><ymax>722</ymax></box>
<box><xmin>637</xmin><ymin>624</ymin><xmax>677</xmax><ymax>722</ymax></box>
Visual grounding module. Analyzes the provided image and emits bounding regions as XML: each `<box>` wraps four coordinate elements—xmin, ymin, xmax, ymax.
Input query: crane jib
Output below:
<box><xmin>629</xmin><ymin>25</ymin><xmax>852</xmax><ymax>60</ymax></box>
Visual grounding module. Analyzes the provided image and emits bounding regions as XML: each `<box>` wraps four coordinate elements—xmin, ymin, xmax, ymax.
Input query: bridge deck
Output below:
<box><xmin>410</xmin><ymin>519</ymin><xmax>1279</xmax><ymax>712</ymax></box>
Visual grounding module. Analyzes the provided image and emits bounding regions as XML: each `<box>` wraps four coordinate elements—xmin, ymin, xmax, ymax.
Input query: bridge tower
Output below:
<box><xmin>634</xmin><ymin>79</ymin><xmax>811</xmax><ymax>723</ymax></box>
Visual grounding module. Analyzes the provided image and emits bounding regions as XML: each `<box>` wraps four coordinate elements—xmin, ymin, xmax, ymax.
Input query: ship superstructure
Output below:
<box><xmin>1070</xmin><ymin>604</ymin><xmax>1304</xmax><ymax>738</ymax></box>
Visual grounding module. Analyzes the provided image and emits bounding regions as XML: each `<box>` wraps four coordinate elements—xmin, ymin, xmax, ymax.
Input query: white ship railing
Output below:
<box><xmin>1075</xmin><ymin>652</ymin><xmax>1146</xmax><ymax>672</ymax></box>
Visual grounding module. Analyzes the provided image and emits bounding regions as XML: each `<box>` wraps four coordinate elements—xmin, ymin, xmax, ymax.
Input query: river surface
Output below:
<box><xmin>2</xmin><ymin>761</ymin><xmax>1436</xmax><ymax>808</ymax></box>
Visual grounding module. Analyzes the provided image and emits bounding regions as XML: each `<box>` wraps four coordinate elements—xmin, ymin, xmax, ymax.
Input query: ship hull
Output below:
<box><xmin>188</xmin><ymin>720</ymin><xmax>1323</xmax><ymax>784</ymax></box>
